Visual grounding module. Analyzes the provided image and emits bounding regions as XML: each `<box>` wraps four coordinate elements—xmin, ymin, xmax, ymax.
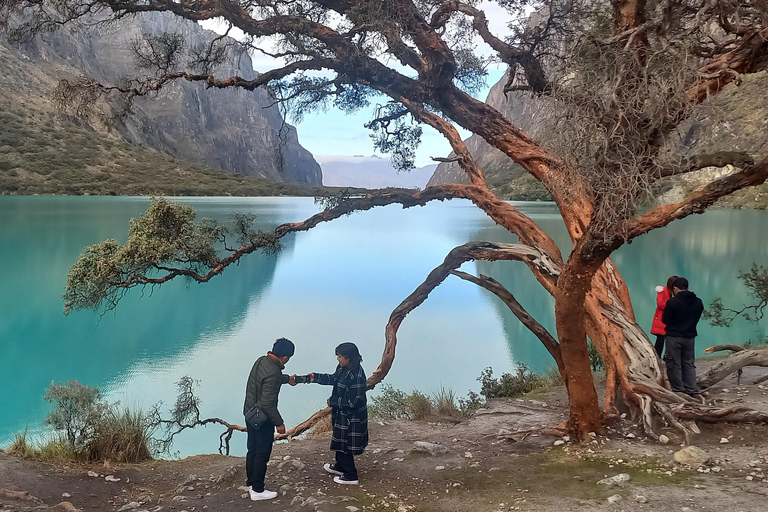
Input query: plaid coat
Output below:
<box><xmin>315</xmin><ymin>364</ymin><xmax>368</xmax><ymax>454</ymax></box>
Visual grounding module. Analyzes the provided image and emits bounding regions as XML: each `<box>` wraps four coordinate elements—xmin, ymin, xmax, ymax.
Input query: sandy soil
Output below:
<box><xmin>3</xmin><ymin>355</ymin><xmax>768</xmax><ymax>512</ymax></box>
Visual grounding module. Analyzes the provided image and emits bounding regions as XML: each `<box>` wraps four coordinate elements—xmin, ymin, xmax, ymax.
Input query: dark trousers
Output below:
<box><xmin>246</xmin><ymin>420</ymin><xmax>274</xmax><ymax>492</ymax></box>
<box><xmin>335</xmin><ymin>450</ymin><xmax>358</xmax><ymax>480</ymax></box>
<box><xmin>654</xmin><ymin>335</ymin><xmax>665</xmax><ymax>357</ymax></box>
<box><xmin>664</xmin><ymin>336</ymin><xmax>699</xmax><ymax>396</ymax></box>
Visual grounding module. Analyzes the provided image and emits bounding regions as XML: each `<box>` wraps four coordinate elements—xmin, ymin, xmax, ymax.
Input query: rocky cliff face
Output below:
<box><xmin>3</xmin><ymin>13</ymin><xmax>321</xmax><ymax>185</ymax></box>
<box><xmin>427</xmin><ymin>72</ymin><xmax>550</xmax><ymax>200</ymax></box>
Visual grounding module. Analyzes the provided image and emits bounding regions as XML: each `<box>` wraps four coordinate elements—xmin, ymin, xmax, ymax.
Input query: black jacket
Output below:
<box><xmin>243</xmin><ymin>354</ymin><xmax>290</xmax><ymax>426</ymax></box>
<box><xmin>662</xmin><ymin>290</ymin><xmax>704</xmax><ymax>338</ymax></box>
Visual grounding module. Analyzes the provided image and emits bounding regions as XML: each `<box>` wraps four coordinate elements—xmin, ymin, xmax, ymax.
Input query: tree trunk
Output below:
<box><xmin>553</xmin><ymin>261</ymin><xmax>604</xmax><ymax>438</ymax></box>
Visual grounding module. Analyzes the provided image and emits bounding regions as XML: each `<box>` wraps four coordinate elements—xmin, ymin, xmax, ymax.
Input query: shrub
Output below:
<box><xmin>44</xmin><ymin>380</ymin><xmax>109</xmax><ymax>452</ymax></box>
<box><xmin>478</xmin><ymin>364</ymin><xmax>549</xmax><ymax>400</ymax></box>
<box><xmin>40</xmin><ymin>380</ymin><xmax>153</xmax><ymax>462</ymax></box>
<box><xmin>368</xmin><ymin>384</ymin><xmax>481</xmax><ymax>421</ymax></box>
<box><xmin>368</xmin><ymin>384</ymin><xmax>411</xmax><ymax>420</ymax></box>
<box><xmin>588</xmin><ymin>341</ymin><xmax>604</xmax><ymax>372</ymax></box>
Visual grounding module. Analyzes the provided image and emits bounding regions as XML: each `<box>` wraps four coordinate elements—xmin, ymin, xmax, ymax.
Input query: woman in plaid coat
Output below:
<box><xmin>309</xmin><ymin>342</ymin><xmax>368</xmax><ymax>484</ymax></box>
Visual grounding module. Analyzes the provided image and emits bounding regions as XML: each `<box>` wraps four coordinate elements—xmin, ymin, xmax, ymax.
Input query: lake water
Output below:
<box><xmin>1</xmin><ymin>196</ymin><xmax>766</xmax><ymax>456</ymax></box>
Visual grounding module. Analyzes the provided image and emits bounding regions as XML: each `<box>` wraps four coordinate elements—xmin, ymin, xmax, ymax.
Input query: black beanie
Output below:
<box><xmin>335</xmin><ymin>342</ymin><xmax>362</xmax><ymax>364</ymax></box>
<box><xmin>272</xmin><ymin>337</ymin><xmax>295</xmax><ymax>357</ymax></box>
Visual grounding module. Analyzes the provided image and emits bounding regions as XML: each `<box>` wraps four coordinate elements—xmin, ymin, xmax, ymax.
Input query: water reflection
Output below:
<box><xmin>1</xmin><ymin>197</ymin><xmax>766</xmax><ymax>456</ymax></box>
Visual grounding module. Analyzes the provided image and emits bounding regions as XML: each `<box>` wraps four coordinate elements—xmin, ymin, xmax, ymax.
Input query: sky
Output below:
<box><xmin>201</xmin><ymin>1</ymin><xmax>514</xmax><ymax>167</ymax></box>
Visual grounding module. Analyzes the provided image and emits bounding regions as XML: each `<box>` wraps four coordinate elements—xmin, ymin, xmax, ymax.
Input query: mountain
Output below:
<box><xmin>0</xmin><ymin>13</ymin><xmax>322</xmax><ymax>187</ymax></box>
<box><xmin>319</xmin><ymin>155</ymin><xmax>436</xmax><ymax>189</ymax></box>
<box><xmin>428</xmin><ymin>70</ymin><xmax>768</xmax><ymax>208</ymax></box>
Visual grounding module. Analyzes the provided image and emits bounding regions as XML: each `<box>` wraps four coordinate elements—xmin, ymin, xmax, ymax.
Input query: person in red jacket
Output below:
<box><xmin>651</xmin><ymin>275</ymin><xmax>678</xmax><ymax>357</ymax></box>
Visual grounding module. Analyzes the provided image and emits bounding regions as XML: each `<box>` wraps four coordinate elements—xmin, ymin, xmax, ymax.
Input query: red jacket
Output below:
<box><xmin>651</xmin><ymin>286</ymin><xmax>672</xmax><ymax>335</ymax></box>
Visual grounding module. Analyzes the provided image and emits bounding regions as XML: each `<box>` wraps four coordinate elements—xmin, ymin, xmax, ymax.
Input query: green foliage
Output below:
<box><xmin>365</xmin><ymin>103</ymin><xmax>422</xmax><ymax>171</ymax></box>
<box><xmin>588</xmin><ymin>341</ymin><xmax>604</xmax><ymax>372</ymax></box>
<box><xmin>478</xmin><ymin>364</ymin><xmax>552</xmax><ymax>399</ymax></box>
<box><xmin>41</xmin><ymin>380</ymin><xmax>154</xmax><ymax>462</ymax></box>
<box><xmin>706</xmin><ymin>265</ymin><xmax>768</xmax><ymax>327</ymax></box>
<box><xmin>62</xmin><ymin>197</ymin><xmax>280</xmax><ymax>314</ymax></box>
<box><xmin>0</xmin><ymin>99</ymin><xmax>338</xmax><ymax>197</ymax></box>
<box><xmin>368</xmin><ymin>384</ymin><xmax>482</xmax><ymax>420</ymax></box>
<box><xmin>44</xmin><ymin>380</ymin><xmax>109</xmax><ymax>452</ymax></box>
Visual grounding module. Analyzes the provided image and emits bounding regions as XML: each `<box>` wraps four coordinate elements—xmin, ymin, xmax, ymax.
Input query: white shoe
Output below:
<box><xmin>249</xmin><ymin>488</ymin><xmax>278</xmax><ymax>501</ymax></box>
<box><xmin>334</xmin><ymin>475</ymin><xmax>359</xmax><ymax>485</ymax></box>
<box><xmin>323</xmin><ymin>463</ymin><xmax>344</xmax><ymax>476</ymax></box>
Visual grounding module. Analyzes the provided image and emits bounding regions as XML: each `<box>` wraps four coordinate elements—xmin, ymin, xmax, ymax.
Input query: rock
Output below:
<box><xmin>105</xmin><ymin>475</ymin><xmax>121</xmax><ymax>482</ymax></box>
<box><xmin>607</xmin><ymin>494</ymin><xmax>622</xmax><ymax>504</ymax></box>
<box><xmin>464</xmin><ymin>452</ymin><xmax>473</xmax><ymax>458</ymax></box>
<box><xmin>720</xmin><ymin>437</ymin><xmax>730</xmax><ymax>444</ymax></box>
<box><xmin>118</xmin><ymin>502</ymin><xmax>141</xmax><ymax>511</ymax></box>
<box><xmin>212</xmin><ymin>465</ymin><xmax>238</xmax><ymax>484</ymax></box>
<box><xmin>674</xmin><ymin>446</ymin><xmax>710</xmax><ymax>466</ymax></box>
<box><xmin>346</xmin><ymin>507</ymin><xmax>360</xmax><ymax>512</ymax></box>
<box><xmin>553</xmin><ymin>440</ymin><xmax>565</xmax><ymax>446</ymax></box>
<box><xmin>636</xmin><ymin>495</ymin><xmax>648</xmax><ymax>503</ymax></box>
<box><xmin>182</xmin><ymin>475</ymin><xmax>200</xmax><ymax>486</ymax></box>
<box><xmin>625</xmin><ymin>433</ymin><xmax>636</xmax><ymax>439</ymax></box>
<box><xmin>659</xmin><ymin>435</ymin><xmax>670</xmax><ymax>444</ymax></box>
<box><xmin>52</xmin><ymin>502</ymin><xmax>82</xmax><ymax>512</ymax></box>
<box><xmin>597</xmin><ymin>474</ymin><xmax>631</xmax><ymax>486</ymax></box>
<box><xmin>62</xmin><ymin>493</ymin><xmax>71</xmax><ymax>498</ymax></box>
<box><xmin>435</xmin><ymin>466</ymin><xmax>445</xmax><ymax>471</ymax></box>
<box><xmin>413</xmin><ymin>441</ymin><xmax>449</xmax><ymax>456</ymax></box>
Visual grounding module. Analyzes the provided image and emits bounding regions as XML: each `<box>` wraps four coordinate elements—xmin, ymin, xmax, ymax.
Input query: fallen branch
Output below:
<box><xmin>697</xmin><ymin>349</ymin><xmax>768</xmax><ymax>389</ymax></box>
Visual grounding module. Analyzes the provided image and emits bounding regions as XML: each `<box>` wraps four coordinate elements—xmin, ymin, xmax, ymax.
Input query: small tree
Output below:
<box><xmin>44</xmin><ymin>380</ymin><xmax>110</xmax><ymax>452</ymax></box>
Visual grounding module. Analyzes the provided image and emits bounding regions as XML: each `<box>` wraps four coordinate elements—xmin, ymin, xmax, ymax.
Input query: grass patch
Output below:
<box><xmin>369</xmin><ymin>384</ymin><xmax>483</xmax><ymax>421</ymax></box>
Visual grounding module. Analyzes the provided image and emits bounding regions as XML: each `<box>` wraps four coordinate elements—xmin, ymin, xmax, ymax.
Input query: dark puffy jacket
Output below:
<box><xmin>243</xmin><ymin>354</ymin><xmax>290</xmax><ymax>426</ymax></box>
<box><xmin>662</xmin><ymin>290</ymin><xmax>704</xmax><ymax>338</ymax></box>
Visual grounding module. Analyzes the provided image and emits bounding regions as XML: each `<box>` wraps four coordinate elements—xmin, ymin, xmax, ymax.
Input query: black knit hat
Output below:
<box><xmin>673</xmin><ymin>277</ymin><xmax>689</xmax><ymax>290</ymax></box>
<box><xmin>335</xmin><ymin>342</ymin><xmax>362</xmax><ymax>365</ymax></box>
<box><xmin>272</xmin><ymin>337</ymin><xmax>295</xmax><ymax>357</ymax></box>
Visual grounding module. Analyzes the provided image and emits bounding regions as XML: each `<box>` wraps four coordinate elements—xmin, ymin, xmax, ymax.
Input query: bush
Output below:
<box><xmin>44</xmin><ymin>380</ymin><xmax>109</xmax><ymax>452</ymax></box>
<box><xmin>369</xmin><ymin>384</ymin><xmax>481</xmax><ymax>421</ymax></box>
<box><xmin>588</xmin><ymin>341</ymin><xmax>604</xmax><ymax>372</ymax></box>
<box><xmin>478</xmin><ymin>364</ymin><xmax>549</xmax><ymax>399</ymax></box>
<box><xmin>39</xmin><ymin>380</ymin><xmax>153</xmax><ymax>462</ymax></box>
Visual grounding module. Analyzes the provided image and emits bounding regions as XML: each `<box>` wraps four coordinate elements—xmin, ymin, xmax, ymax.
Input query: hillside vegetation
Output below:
<box><xmin>0</xmin><ymin>97</ymin><xmax>326</xmax><ymax>197</ymax></box>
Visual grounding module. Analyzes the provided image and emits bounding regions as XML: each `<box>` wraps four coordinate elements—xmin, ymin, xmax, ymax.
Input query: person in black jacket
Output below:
<box><xmin>309</xmin><ymin>342</ymin><xmax>368</xmax><ymax>485</ymax></box>
<box><xmin>243</xmin><ymin>338</ymin><xmax>298</xmax><ymax>501</ymax></box>
<box><xmin>661</xmin><ymin>277</ymin><xmax>704</xmax><ymax>397</ymax></box>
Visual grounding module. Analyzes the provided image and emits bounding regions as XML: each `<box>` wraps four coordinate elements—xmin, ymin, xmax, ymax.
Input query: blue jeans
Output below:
<box><xmin>664</xmin><ymin>336</ymin><xmax>699</xmax><ymax>395</ymax></box>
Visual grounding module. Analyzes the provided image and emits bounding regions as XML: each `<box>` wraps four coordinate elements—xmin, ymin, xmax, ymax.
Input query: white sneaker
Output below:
<box><xmin>249</xmin><ymin>488</ymin><xmax>278</xmax><ymax>501</ymax></box>
<box><xmin>323</xmin><ymin>463</ymin><xmax>344</xmax><ymax>476</ymax></box>
<box><xmin>334</xmin><ymin>475</ymin><xmax>359</xmax><ymax>485</ymax></box>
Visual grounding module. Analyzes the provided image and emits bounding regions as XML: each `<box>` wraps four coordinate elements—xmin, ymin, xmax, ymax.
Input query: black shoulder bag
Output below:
<box><xmin>244</xmin><ymin>359</ymin><xmax>270</xmax><ymax>430</ymax></box>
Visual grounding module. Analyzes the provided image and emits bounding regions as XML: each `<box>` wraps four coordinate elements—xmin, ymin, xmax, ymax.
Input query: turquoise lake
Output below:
<box><xmin>1</xmin><ymin>196</ymin><xmax>766</xmax><ymax>456</ymax></box>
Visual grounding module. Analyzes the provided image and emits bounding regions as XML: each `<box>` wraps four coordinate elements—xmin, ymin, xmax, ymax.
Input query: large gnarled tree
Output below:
<box><xmin>4</xmin><ymin>0</ymin><xmax>768</xmax><ymax>440</ymax></box>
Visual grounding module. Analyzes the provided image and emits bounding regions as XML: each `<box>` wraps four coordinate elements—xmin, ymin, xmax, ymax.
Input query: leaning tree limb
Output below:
<box><xmin>369</xmin><ymin>241</ymin><xmax>562</xmax><ymax>386</ymax></box>
<box><xmin>450</xmin><ymin>270</ymin><xmax>565</xmax><ymax>376</ymax></box>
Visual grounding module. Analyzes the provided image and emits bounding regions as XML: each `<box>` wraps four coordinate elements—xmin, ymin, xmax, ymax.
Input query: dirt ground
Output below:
<box><xmin>3</xmin><ymin>355</ymin><xmax>768</xmax><ymax>512</ymax></box>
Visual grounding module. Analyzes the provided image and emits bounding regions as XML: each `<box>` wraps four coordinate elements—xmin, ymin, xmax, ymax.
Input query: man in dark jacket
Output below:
<box><xmin>243</xmin><ymin>338</ymin><xmax>297</xmax><ymax>501</ymax></box>
<box><xmin>662</xmin><ymin>277</ymin><xmax>705</xmax><ymax>397</ymax></box>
